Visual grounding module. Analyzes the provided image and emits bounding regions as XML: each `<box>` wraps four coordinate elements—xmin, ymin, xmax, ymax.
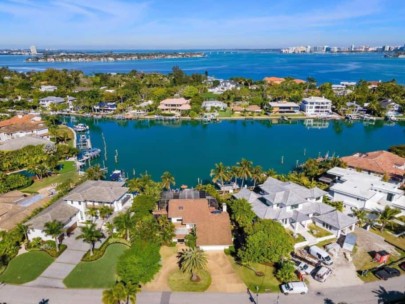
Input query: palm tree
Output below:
<box><xmin>16</xmin><ymin>223</ymin><xmax>31</xmax><ymax>245</ymax></box>
<box><xmin>161</xmin><ymin>171</ymin><xmax>175</xmax><ymax>190</ymax></box>
<box><xmin>251</xmin><ymin>165</ymin><xmax>264</xmax><ymax>187</ymax></box>
<box><xmin>236</xmin><ymin>158</ymin><xmax>253</xmax><ymax>188</ymax></box>
<box><xmin>210</xmin><ymin>162</ymin><xmax>230</xmax><ymax>187</ymax></box>
<box><xmin>43</xmin><ymin>220</ymin><xmax>64</xmax><ymax>252</ymax></box>
<box><xmin>86</xmin><ymin>207</ymin><xmax>99</xmax><ymax>222</ymax></box>
<box><xmin>85</xmin><ymin>165</ymin><xmax>105</xmax><ymax>180</ymax></box>
<box><xmin>178</xmin><ymin>247</ymin><xmax>208</xmax><ymax>281</ymax></box>
<box><xmin>76</xmin><ymin>222</ymin><xmax>104</xmax><ymax>256</ymax></box>
<box><xmin>113</xmin><ymin>212</ymin><xmax>135</xmax><ymax>241</ymax></box>
<box><xmin>351</xmin><ymin>208</ymin><xmax>368</xmax><ymax>227</ymax></box>
<box><xmin>378</xmin><ymin>206</ymin><xmax>401</xmax><ymax>231</ymax></box>
<box><xmin>99</xmin><ymin>206</ymin><xmax>113</xmax><ymax>222</ymax></box>
<box><xmin>102</xmin><ymin>281</ymin><xmax>139</xmax><ymax>304</ymax></box>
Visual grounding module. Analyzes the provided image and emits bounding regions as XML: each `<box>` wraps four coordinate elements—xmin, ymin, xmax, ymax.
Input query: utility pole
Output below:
<box><xmin>256</xmin><ymin>286</ymin><xmax>259</xmax><ymax>304</ymax></box>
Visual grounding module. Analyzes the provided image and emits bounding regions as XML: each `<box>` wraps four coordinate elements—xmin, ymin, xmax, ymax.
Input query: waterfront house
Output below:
<box><xmin>343</xmin><ymin>102</ymin><xmax>367</xmax><ymax>115</ymax></box>
<box><xmin>167</xmin><ymin>199</ymin><xmax>232</xmax><ymax>251</ymax></box>
<box><xmin>326</xmin><ymin>167</ymin><xmax>404</xmax><ymax>213</ymax></box>
<box><xmin>39</xmin><ymin>85</ymin><xmax>57</xmax><ymax>92</ymax></box>
<box><xmin>63</xmin><ymin>180</ymin><xmax>131</xmax><ymax>222</ymax></box>
<box><xmin>300</xmin><ymin>96</ymin><xmax>332</xmax><ymax>116</ymax></box>
<box><xmin>0</xmin><ymin>114</ymin><xmax>49</xmax><ymax>142</ymax></box>
<box><xmin>379</xmin><ymin>99</ymin><xmax>401</xmax><ymax>116</ymax></box>
<box><xmin>202</xmin><ymin>100</ymin><xmax>227</xmax><ymax>111</ymax></box>
<box><xmin>268</xmin><ymin>101</ymin><xmax>300</xmax><ymax>114</ymax></box>
<box><xmin>93</xmin><ymin>102</ymin><xmax>117</xmax><ymax>113</ymax></box>
<box><xmin>233</xmin><ymin>177</ymin><xmax>356</xmax><ymax>238</ymax></box>
<box><xmin>39</xmin><ymin>96</ymin><xmax>76</xmax><ymax>109</ymax></box>
<box><xmin>26</xmin><ymin>180</ymin><xmax>132</xmax><ymax>241</ymax></box>
<box><xmin>158</xmin><ymin>98</ymin><xmax>191</xmax><ymax>113</ymax></box>
<box><xmin>341</xmin><ymin>151</ymin><xmax>405</xmax><ymax>182</ymax></box>
<box><xmin>246</xmin><ymin>105</ymin><xmax>262</xmax><ymax>113</ymax></box>
<box><xmin>231</xmin><ymin>105</ymin><xmax>244</xmax><ymax>114</ymax></box>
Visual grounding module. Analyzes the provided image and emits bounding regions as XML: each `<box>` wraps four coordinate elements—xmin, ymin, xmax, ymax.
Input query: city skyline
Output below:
<box><xmin>0</xmin><ymin>0</ymin><xmax>404</xmax><ymax>49</ymax></box>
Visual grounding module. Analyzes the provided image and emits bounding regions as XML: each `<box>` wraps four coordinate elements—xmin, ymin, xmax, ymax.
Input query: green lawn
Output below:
<box><xmin>0</xmin><ymin>251</ymin><xmax>54</xmax><ymax>284</ymax></box>
<box><xmin>22</xmin><ymin>163</ymin><xmax>77</xmax><ymax>193</ymax></box>
<box><xmin>308</xmin><ymin>224</ymin><xmax>333</xmax><ymax>238</ymax></box>
<box><xmin>217</xmin><ymin>110</ymin><xmax>233</xmax><ymax>117</ymax></box>
<box><xmin>64</xmin><ymin>244</ymin><xmax>128</xmax><ymax>288</ymax></box>
<box><xmin>227</xmin><ymin>257</ymin><xmax>281</xmax><ymax>293</ymax></box>
<box><xmin>168</xmin><ymin>270</ymin><xmax>211</xmax><ymax>292</ymax></box>
<box><xmin>58</xmin><ymin>161</ymin><xmax>76</xmax><ymax>174</ymax></box>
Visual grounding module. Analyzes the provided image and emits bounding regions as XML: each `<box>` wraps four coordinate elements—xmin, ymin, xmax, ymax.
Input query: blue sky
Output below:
<box><xmin>0</xmin><ymin>0</ymin><xmax>404</xmax><ymax>49</ymax></box>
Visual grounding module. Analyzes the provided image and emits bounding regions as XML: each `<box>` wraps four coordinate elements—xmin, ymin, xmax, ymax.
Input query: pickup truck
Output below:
<box><xmin>313</xmin><ymin>266</ymin><xmax>332</xmax><ymax>282</ymax></box>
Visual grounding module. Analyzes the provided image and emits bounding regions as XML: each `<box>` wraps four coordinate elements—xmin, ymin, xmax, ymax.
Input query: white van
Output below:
<box><xmin>309</xmin><ymin>246</ymin><xmax>333</xmax><ymax>265</ymax></box>
<box><xmin>281</xmin><ymin>282</ymin><xmax>309</xmax><ymax>295</ymax></box>
<box><xmin>313</xmin><ymin>266</ymin><xmax>332</xmax><ymax>282</ymax></box>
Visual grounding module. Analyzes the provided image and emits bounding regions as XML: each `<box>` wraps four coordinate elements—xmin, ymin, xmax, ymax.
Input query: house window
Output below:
<box><xmin>178</xmin><ymin>206</ymin><xmax>183</xmax><ymax>210</ymax></box>
<box><xmin>322</xmin><ymin>223</ymin><xmax>332</xmax><ymax>230</ymax></box>
<box><xmin>290</xmin><ymin>204</ymin><xmax>299</xmax><ymax>210</ymax></box>
<box><xmin>387</xmin><ymin>193</ymin><xmax>394</xmax><ymax>202</ymax></box>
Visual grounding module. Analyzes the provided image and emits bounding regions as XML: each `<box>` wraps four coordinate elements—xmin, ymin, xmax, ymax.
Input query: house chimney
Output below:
<box><xmin>222</xmin><ymin>203</ymin><xmax>227</xmax><ymax>213</ymax></box>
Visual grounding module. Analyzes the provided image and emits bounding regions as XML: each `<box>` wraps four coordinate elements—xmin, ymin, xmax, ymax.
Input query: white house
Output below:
<box><xmin>40</xmin><ymin>85</ymin><xmax>57</xmax><ymax>92</ymax></box>
<box><xmin>300</xmin><ymin>96</ymin><xmax>332</xmax><ymax>116</ymax></box>
<box><xmin>26</xmin><ymin>180</ymin><xmax>132</xmax><ymax>241</ymax></box>
<box><xmin>327</xmin><ymin>167</ymin><xmax>405</xmax><ymax>213</ymax></box>
<box><xmin>26</xmin><ymin>198</ymin><xmax>79</xmax><ymax>241</ymax></box>
<box><xmin>233</xmin><ymin>177</ymin><xmax>357</xmax><ymax>238</ymax></box>
<box><xmin>202</xmin><ymin>100</ymin><xmax>227</xmax><ymax>111</ymax></box>
<box><xmin>39</xmin><ymin>96</ymin><xmax>76</xmax><ymax>108</ymax></box>
<box><xmin>0</xmin><ymin>114</ymin><xmax>49</xmax><ymax>142</ymax></box>
<box><xmin>208</xmin><ymin>80</ymin><xmax>239</xmax><ymax>94</ymax></box>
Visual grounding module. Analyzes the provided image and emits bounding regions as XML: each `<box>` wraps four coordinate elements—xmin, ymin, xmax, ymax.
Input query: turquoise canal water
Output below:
<box><xmin>72</xmin><ymin>117</ymin><xmax>405</xmax><ymax>186</ymax></box>
<box><xmin>1</xmin><ymin>51</ymin><xmax>405</xmax><ymax>83</ymax></box>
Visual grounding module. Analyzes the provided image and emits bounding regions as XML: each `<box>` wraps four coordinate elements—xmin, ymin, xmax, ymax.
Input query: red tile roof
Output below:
<box><xmin>341</xmin><ymin>151</ymin><xmax>405</xmax><ymax>179</ymax></box>
<box><xmin>168</xmin><ymin>199</ymin><xmax>232</xmax><ymax>246</ymax></box>
<box><xmin>0</xmin><ymin>115</ymin><xmax>47</xmax><ymax>134</ymax></box>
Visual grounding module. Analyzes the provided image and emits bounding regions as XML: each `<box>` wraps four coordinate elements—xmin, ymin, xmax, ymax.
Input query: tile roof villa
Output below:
<box><xmin>0</xmin><ymin>114</ymin><xmax>49</xmax><ymax>142</ymax></box>
<box><xmin>158</xmin><ymin>98</ymin><xmax>191</xmax><ymax>112</ymax></box>
<box><xmin>168</xmin><ymin>198</ymin><xmax>233</xmax><ymax>251</ymax></box>
<box><xmin>233</xmin><ymin>177</ymin><xmax>357</xmax><ymax>238</ymax></box>
<box><xmin>341</xmin><ymin>151</ymin><xmax>405</xmax><ymax>181</ymax></box>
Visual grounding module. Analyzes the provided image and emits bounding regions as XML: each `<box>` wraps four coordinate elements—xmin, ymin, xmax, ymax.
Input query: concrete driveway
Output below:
<box><xmin>307</xmin><ymin>249</ymin><xmax>363</xmax><ymax>289</ymax></box>
<box><xmin>25</xmin><ymin>231</ymin><xmax>89</xmax><ymax>288</ymax></box>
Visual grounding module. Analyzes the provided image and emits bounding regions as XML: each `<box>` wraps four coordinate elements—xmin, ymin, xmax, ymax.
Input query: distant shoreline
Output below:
<box><xmin>26</xmin><ymin>52</ymin><xmax>205</xmax><ymax>63</ymax></box>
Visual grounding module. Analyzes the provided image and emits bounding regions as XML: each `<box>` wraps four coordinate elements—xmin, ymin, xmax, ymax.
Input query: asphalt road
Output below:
<box><xmin>0</xmin><ymin>276</ymin><xmax>403</xmax><ymax>304</ymax></box>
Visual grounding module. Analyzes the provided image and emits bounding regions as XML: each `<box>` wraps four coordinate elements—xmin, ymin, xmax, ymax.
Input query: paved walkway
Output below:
<box><xmin>25</xmin><ymin>231</ymin><xmax>88</xmax><ymax>288</ymax></box>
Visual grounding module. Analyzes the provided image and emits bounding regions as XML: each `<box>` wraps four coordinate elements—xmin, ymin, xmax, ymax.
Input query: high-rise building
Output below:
<box><xmin>30</xmin><ymin>45</ymin><xmax>38</xmax><ymax>55</ymax></box>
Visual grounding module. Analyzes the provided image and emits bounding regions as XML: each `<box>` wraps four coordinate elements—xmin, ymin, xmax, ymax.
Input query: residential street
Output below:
<box><xmin>0</xmin><ymin>276</ymin><xmax>403</xmax><ymax>304</ymax></box>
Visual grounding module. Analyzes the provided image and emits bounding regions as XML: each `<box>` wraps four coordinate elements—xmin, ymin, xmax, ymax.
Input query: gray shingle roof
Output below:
<box><xmin>26</xmin><ymin>198</ymin><xmax>78</xmax><ymax>230</ymax></box>
<box><xmin>64</xmin><ymin>180</ymin><xmax>128</xmax><ymax>203</ymax></box>
<box><xmin>315</xmin><ymin>210</ymin><xmax>357</xmax><ymax>230</ymax></box>
<box><xmin>300</xmin><ymin>202</ymin><xmax>335</xmax><ymax>215</ymax></box>
<box><xmin>259</xmin><ymin>177</ymin><xmax>326</xmax><ymax>206</ymax></box>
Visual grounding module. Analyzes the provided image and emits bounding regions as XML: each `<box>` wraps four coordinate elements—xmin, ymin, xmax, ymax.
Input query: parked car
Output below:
<box><xmin>309</xmin><ymin>246</ymin><xmax>333</xmax><ymax>266</ymax></box>
<box><xmin>280</xmin><ymin>282</ymin><xmax>309</xmax><ymax>295</ymax></box>
<box><xmin>313</xmin><ymin>266</ymin><xmax>332</xmax><ymax>282</ymax></box>
<box><xmin>399</xmin><ymin>262</ymin><xmax>405</xmax><ymax>272</ymax></box>
<box><xmin>294</xmin><ymin>260</ymin><xmax>315</xmax><ymax>275</ymax></box>
<box><xmin>374</xmin><ymin>267</ymin><xmax>401</xmax><ymax>280</ymax></box>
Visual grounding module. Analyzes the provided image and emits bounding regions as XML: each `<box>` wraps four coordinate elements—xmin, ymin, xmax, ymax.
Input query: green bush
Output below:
<box><xmin>224</xmin><ymin>245</ymin><xmax>235</xmax><ymax>256</ymax></box>
<box><xmin>82</xmin><ymin>238</ymin><xmax>129</xmax><ymax>262</ymax></box>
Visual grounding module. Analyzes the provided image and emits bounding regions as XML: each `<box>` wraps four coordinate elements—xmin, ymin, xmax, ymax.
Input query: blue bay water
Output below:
<box><xmin>72</xmin><ymin>118</ymin><xmax>405</xmax><ymax>186</ymax></box>
<box><xmin>1</xmin><ymin>51</ymin><xmax>405</xmax><ymax>84</ymax></box>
